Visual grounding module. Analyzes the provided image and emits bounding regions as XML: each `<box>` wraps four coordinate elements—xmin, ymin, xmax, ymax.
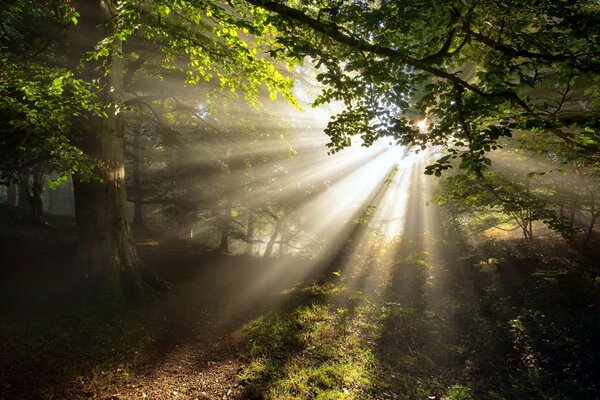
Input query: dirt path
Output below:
<box><xmin>2</xmin><ymin>199</ymin><xmax>598</xmax><ymax>400</ymax></box>
<box><xmin>111</xmin><ymin>254</ymin><xmax>298</xmax><ymax>400</ymax></box>
<box><xmin>0</xmin><ymin>230</ymin><xmax>323</xmax><ymax>400</ymax></box>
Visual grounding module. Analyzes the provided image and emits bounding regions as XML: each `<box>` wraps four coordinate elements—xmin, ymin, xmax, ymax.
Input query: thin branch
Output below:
<box><xmin>244</xmin><ymin>0</ymin><xmax>532</xmax><ymax>112</ymax></box>
<box><xmin>550</xmin><ymin>66</ymin><xmax>575</xmax><ymax>116</ymax></box>
<box><xmin>466</xmin><ymin>28</ymin><xmax>600</xmax><ymax>71</ymax></box>
<box><xmin>424</xmin><ymin>28</ymin><xmax>457</xmax><ymax>62</ymax></box>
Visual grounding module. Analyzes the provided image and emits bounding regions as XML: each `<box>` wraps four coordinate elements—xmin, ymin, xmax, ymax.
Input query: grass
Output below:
<box><xmin>2</xmin><ymin>205</ymin><xmax>599</xmax><ymax>399</ymax></box>
<box><xmin>236</xmin><ymin>240</ymin><xmax>600</xmax><ymax>400</ymax></box>
<box><xmin>235</xmin><ymin>259</ymin><xmax>478</xmax><ymax>400</ymax></box>
<box><xmin>238</xmin><ymin>284</ymin><xmax>378</xmax><ymax>400</ymax></box>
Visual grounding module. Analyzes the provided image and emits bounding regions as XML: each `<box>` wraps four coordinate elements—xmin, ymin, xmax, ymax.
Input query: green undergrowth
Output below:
<box><xmin>237</xmin><ymin>245</ymin><xmax>600</xmax><ymax>400</ymax></box>
<box><xmin>238</xmin><ymin>283</ymin><xmax>379</xmax><ymax>400</ymax></box>
<box><xmin>236</xmin><ymin>255</ymin><xmax>478</xmax><ymax>400</ymax></box>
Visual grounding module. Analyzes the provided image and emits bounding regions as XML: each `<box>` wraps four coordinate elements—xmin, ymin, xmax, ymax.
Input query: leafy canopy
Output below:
<box><xmin>243</xmin><ymin>0</ymin><xmax>600</xmax><ymax>173</ymax></box>
<box><xmin>0</xmin><ymin>0</ymin><xmax>302</xmax><ymax>180</ymax></box>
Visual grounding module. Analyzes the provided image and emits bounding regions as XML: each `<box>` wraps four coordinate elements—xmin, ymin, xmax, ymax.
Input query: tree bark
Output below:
<box><xmin>132</xmin><ymin>129</ymin><xmax>144</xmax><ymax>234</ymax></box>
<box><xmin>263</xmin><ymin>212</ymin><xmax>287</xmax><ymax>257</ymax></box>
<box><xmin>583</xmin><ymin>194</ymin><xmax>597</xmax><ymax>248</ymax></box>
<box><xmin>6</xmin><ymin>182</ymin><xmax>16</xmax><ymax>207</ymax></box>
<box><xmin>69</xmin><ymin>0</ymin><xmax>145</xmax><ymax>297</ymax></box>
<box><xmin>219</xmin><ymin>205</ymin><xmax>232</xmax><ymax>253</ymax></box>
<box><xmin>29</xmin><ymin>165</ymin><xmax>45</xmax><ymax>225</ymax></box>
<box><xmin>18</xmin><ymin>171</ymin><xmax>30</xmax><ymax>209</ymax></box>
<box><xmin>245</xmin><ymin>207</ymin><xmax>255</xmax><ymax>255</ymax></box>
<box><xmin>67</xmin><ymin>176</ymin><xmax>75</xmax><ymax>216</ymax></box>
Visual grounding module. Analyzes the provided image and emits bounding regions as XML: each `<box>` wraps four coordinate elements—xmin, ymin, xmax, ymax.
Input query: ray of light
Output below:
<box><xmin>221</xmin><ymin>143</ymin><xmax>419</xmax><ymax>315</ymax></box>
<box><xmin>324</xmin><ymin>150</ymin><xmax>433</xmax><ymax>298</ymax></box>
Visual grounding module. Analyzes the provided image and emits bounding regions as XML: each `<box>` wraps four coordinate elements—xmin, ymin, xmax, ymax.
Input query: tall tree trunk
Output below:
<box><xmin>263</xmin><ymin>212</ymin><xmax>286</xmax><ymax>257</ymax></box>
<box><xmin>584</xmin><ymin>214</ymin><xmax>597</xmax><ymax>247</ymax></box>
<box><xmin>29</xmin><ymin>165</ymin><xmax>45</xmax><ymax>225</ymax></box>
<box><xmin>6</xmin><ymin>183</ymin><xmax>16</xmax><ymax>207</ymax></box>
<box><xmin>132</xmin><ymin>129</ymin><xmax>144</xmax><ymax>234</ymax></box>
<box><xmin>69</xmin><ymin>0</ymin><xmax>145</xmax><ymax>296</ymax></box>
<box><xmin>46</xmin><ymin>184</ymin><xmax>55</xmax><ymax>214</ymax></box>
<box><xmin>219</xmin><ymin>205</ymin><xmax>232</xmax><ymax>253</ymax></box>
<box><xmin>176</xmin><ymin>209</ymin><xmax>195</xmax><ymax>239</ymax></box>
<box><xmin>245</xmin><ymin>207</ymin><xmax>255</xmax><ymax>255</ymax></box>
<box><xmin>67</xmin><ymin>176</ymin><xmax>75</xmax><ymax>216</ymax></box>
<box><xmin>18</xmin><ymin>171</ymin><xmax>30</xmax><ymax>209</ymax></box>
<box><xmin>583</xmin><ymin>195</ymin><xmax>597</xmax><ymax>248</ymax></box>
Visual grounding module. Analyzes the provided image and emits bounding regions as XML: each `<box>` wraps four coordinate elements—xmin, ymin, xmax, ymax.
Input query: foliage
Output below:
<box><xmin>438</xmin><ymin>170</ymin><xmax>541</xmax><ymax>241</ymax></box>
<box><xmin>238</xmin><ymin>283</ymin><xmax>376</xmax><ymax>399</ymax></box>
<box><xmin>0</xmin><ymin>58</ymin><xmax>103</xmax><ymax>179</ymax></box>
<box><xmin>236</xmin><ymin>226</ymin><xmax>600</xmax><ymax>400</ymax></box>
<box><xmin>243</xmin><ymin>0</ymin><xmax>600</xmax><ymax>173</ymax></box>
<box><xmin>100</xmin><ymin>0</ymin><xmax>300</xmax><ymax>107</ymax></box>
<box><xmin>435</xmin><ymin>143</ymin><xmax>600</xmax><ymax>245</ymax></box>
<box><xmin>0</xmin><ymin>1</ymin><xmax>103</xmax><ymax>182</ymax></box>
<box><xmin>1</xmin><ymin>0</ymin><xmax>302</xmax><ymax>187</ymax></box>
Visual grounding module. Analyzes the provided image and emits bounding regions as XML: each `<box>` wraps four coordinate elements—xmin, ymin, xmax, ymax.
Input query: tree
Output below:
<box><xmin>1</xmin><ymin>1</ymin><xmax>103</xmax><ymax>228</ymax></box>
<box><xmin>437</xmin><ymin>172</ymin><xmax>538</xmax><ymax>242</ymax></box>
<box><xmin>66</xmin><ymin>0</ymin><xmax>145</xmax><ymax>295</ymax></box>
<box><xmin>3</xmin><ymin>0</ymin><xmax>599</xmax><ymax>293</ymax></box>
<box><xmin>233</xmin><ymin>0</ymin><xmax>600</xmax><ymax>249</ymax></box>
<box><xmin>241</xmin><ymin>0</ymin><xmax>600</xmax><ymax>174</ymax></box>
<box><xmin>66</xmin><ymin>0</ymin><xmax>300</xmax><ymax>293</ymax></box>
<box><xmin>0</xmin><ymin>0</ymin><xmax>102</xmax><ymax>175</ymax></box>
<box><xmin>2</xmin><ymin>0</ymin><xmax>298</xmax><ymax>295</ymax></box>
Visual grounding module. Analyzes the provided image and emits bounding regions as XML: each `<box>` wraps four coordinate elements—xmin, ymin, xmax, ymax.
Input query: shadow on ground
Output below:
<box><xmin>0</xmin><ymin>208</ymin><xmax>324</xmax><ymax>400</ymax></box>
<box><xmin>234</xmin><ymin>171</ymin><xmax>600</xmax><ymax>400</ymax></box>
<box><xmin>1</xmin><ymin>200</ymin><xmax>599</xmax><ymax>400</ymax></box>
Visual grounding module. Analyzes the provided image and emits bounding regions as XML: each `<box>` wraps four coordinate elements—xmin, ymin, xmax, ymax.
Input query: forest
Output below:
<box><xmin>1</xmin><ymin>0</ymin><xmax>599</xmax><ymax>399</ymax></box>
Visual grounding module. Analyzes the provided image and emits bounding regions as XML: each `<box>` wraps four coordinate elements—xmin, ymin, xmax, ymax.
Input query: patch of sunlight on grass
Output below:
<box><xmin>278</xmin><ymin>282</ymin><xmax>343</xmax><ymax>305</ymax></box>
<box><xmin>446</xmin><ymin>384</ymin><xmax>473</xmax><ymax>400</ymax></box>
<box><xmin>237</xmin><ymin>246</ymin><xmax>484</xmax><ymax>400</ymax></box>
<box><xmin>237</xmin><ymin>284</ymin><xmax>378</xmax><ymax>400</ymax></box>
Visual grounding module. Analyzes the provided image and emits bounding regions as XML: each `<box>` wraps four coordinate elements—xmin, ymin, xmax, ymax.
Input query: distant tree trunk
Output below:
<box><xmin>277</xmin><ymin>241</ymin><xmax>287</xmax><ymax>256</ymax></box>
<box><xmin>69</xmin><ymin>0</ymin><xmax>146</xmax><ymax>296</ymax></box>
<box><xmin>583</xmin><ymin>194</ymin><xmax>597</xmax><ymax>248</ymax></box>
<box><xmin>219</xmin><ymin>205</ymin><xmax>232</xmax><ymax>253</ymax></box>
<box><xmin>171</xmin><ymin>144</ymin><xmax>197</xmax><ymax>239</ymax></box>
<box><xmin>132</xmin><ymin>129</ymin><xmax>144</xmax><ymax>234</ymax></box>
<box><xmin>6</xmin><ymin>183</ymin><xmax>16</xmax><ymax>207</ymax></box>
<box><xmin>570</xmin><ymin>206</ymin><xmax>577</xmax><ymax>230</ymax></box>
<box><xmin>46</xmin><ymin>185</ymin><xmax>55</xmax><ymax>214</ymax></box>
<box><xmin>520</xmin><ymin>219</ymin><xmax>534</xmax><ymax>243</ymax></box>
<box><xmin>245</xmin><ymin>207</ymin><xmax>255</xmax><ymax>255</ymax></box>
<box><xmin>219</xmin><ymin>229</ymin><xmax>229</xmax><ymax>252</ymax></box>
<box><xmin>18</xmin><ymin>171</ymin><xmax>30</xmax><ymax>209</ymax></box>
<box><xmin>584</xmin><ymin>214</ymin><xmax>597</xmax><ymax>246</ymax></box>
<box><xmin>176</xmin><ymin>210</ymin><xmax>194</xmax><ymax>239</ymax></box>
<box><xmin>46</xmin><ymin>179</ymin><xmax>67</xmax><ymax>215</ymax></box>
<box><xmin>263</xmin><ymin>212</ymin><xmax>286</xmax><ymax>257</ymax></box>
<box><xmin>67</xmin><ymin>176</ymin><xmax>75</xmax><ymax>216</ymax></box>
<box><xmin>29</xmin><ymin>165</ymin><xmax>45</xmax><ymax>225</ymax></box>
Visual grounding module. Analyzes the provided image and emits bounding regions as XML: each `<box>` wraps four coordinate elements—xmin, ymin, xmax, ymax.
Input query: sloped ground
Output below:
<box><xmin>231</xmin><ymin>239</ymin><xmax>600</xmax><ymax>399</ymax></box>
<box><xmin>0</xmin><ymin>207</ymin><xmax>320</xmax><ymax>400</ymax></box>
<box><xmin>1</xmin><ymin>205</ymin><xmax>599</xmax><ymax>400</ymax></box>
<box><xmin>232</xmin><ymin>186</ymin><xmax>600</xmax><ymax>399</ymax></box>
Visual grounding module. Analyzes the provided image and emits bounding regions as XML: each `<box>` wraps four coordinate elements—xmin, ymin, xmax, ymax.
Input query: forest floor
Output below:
<box><xmin>0</xmin><ymin>208</ymin><xmax>316</xmax><ymax>400</ymax></box>
<box><xmin>1</xmin><ymin>205</ymin><xmax>599</xmax><ymax>400</ymax></box>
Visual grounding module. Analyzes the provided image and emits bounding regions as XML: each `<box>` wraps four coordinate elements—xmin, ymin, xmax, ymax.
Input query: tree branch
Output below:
<box><xmin>244</xmin><ymin>0</ymin><xmax>532</xmax><ymax>111</ymax></box>
<box><xmin>466</xmin><ymin>27</ymin><xmax>600</xmax><ymax>72</ymax></box>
